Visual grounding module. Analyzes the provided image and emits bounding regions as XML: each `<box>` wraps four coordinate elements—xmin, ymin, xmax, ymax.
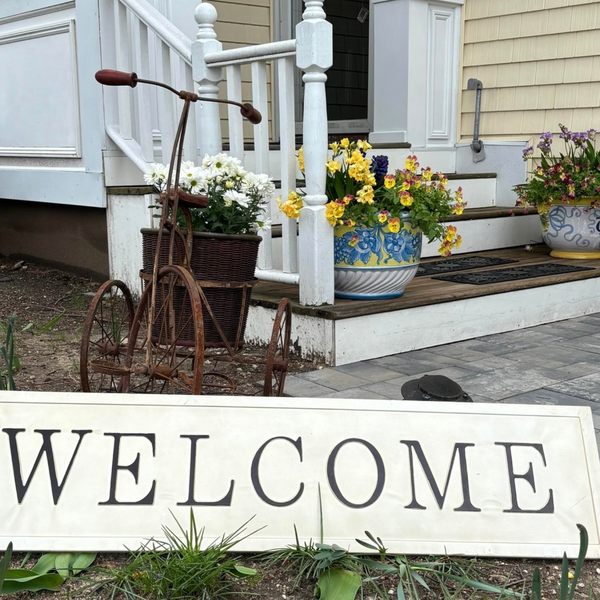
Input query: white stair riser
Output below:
<box><xmin>246</xmin><ymin>277</ymin><xmax>600</xmax><ymax>366</ymax></box>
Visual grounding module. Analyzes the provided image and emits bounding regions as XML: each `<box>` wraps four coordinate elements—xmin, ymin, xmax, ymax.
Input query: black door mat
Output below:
<box><xmin>416</xmin><ymin>256</ymin><xmax>518</xmax><ymax>276</ymax></box>
<box><xmin>432</xmin><ymin>263</ymin><xmax>595</xmax><ymax>285</ymax></box>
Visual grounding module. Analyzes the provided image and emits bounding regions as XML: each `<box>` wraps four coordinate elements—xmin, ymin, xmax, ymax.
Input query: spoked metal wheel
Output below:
<box><xmin>123</xmin><ymin>265</ymin><xmax>204</xmax><ymax>394</ymax></box>
<box><xmin>80</xmin><ymin>279</ymin><xmax>134</xmax><ymax>393</ymax></box>
<box><xmin>263</xmin><ymin>297</ymin><xmax>292</xmax><ymax>396</ymax></box>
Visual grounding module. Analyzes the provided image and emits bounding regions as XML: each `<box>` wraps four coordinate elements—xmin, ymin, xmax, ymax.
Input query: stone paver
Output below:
<box><xmin>284</xmin><ymin>317</ymin><xmax>600</xmax><ymax>452</ymax></box>
<box><xmin>331</xmin><ymin>362</ymin><xmax>401</xmax><ymax>382</ymax></box>
<box><xmin>546</xmin><ymin>372</ymin><xmax>600</xmax><ymax>403</ymax></box>
<box><xmin>296</xmin><ymin>368</ymin><xmax>368</xmax><ymax>391</ymax></box>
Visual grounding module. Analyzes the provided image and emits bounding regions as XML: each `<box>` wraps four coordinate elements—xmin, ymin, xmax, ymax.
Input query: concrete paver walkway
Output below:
<box><xmin>285</xmin><ymin>313</ymin><xmax>600</xmax><ymax>448</ymax></box>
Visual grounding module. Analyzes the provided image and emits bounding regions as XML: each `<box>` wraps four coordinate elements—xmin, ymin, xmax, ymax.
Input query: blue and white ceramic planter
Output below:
<box><xmin>541</xmin><ymin>200</ymin><xmax>600</xmax><ymax>259</ymax></box>
<box><xmin>334</xmin><ymin>219</ymin><xmax>422</xmax><ymax>300</ymax></box>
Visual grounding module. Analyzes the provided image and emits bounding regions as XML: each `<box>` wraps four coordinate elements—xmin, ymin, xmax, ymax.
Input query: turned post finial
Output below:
<box><xmin>194</xmin><ymin>2</ymin><xmax>218</xmax><ymax>41</ymax></box>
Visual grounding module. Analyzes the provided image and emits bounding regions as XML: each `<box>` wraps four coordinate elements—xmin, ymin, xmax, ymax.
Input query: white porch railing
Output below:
<box><xmin>99</xmin><ymin>0</ymin><xmax>334</xmax><ymax>306</ymax></box>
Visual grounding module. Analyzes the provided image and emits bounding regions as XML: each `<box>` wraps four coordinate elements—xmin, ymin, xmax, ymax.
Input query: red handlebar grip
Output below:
<box><xmin>240</xmin><ymin>103</ymin><xmax>262</xmax><ymax>125</ymax></box>
<box><xmin>95</xmin><ymin>69</ymin><xmax>138</xmax><ymax>88</ymax></box>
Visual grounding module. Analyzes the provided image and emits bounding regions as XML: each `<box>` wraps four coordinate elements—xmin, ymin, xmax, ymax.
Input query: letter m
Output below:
<box><xmin>401</xmin><ymin>440</ymin><xmax>481</xmax><ymax>512</ymax></box>
<box><xmin>3</xmin><ymin>429</ymin><xmax>91</xmax><ymax>505</ymax></box>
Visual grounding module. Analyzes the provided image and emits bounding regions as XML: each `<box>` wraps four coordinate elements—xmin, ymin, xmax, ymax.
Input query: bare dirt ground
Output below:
<box><xmin>1</xmin><ymin>257</ymin><xmax>599</xmax><ymax>599</ymax></box>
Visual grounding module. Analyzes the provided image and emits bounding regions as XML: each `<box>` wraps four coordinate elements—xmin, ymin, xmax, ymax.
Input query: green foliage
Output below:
<box><xmin>531</xmin><ymin>524</ymin><xmax>589</xmax><ymax>600</ymax></box>
<box><xmin>0</xmin><ymin>543</ymin><xmax>65</xmax><ymax>595</ymax></box>
<box><xmin>316</xmin><ymin>568</ymin><xmax>361</xmax><ymax>600</ymax></box>
<box><xmin>32</xmin><ymin>552</ymin><xmax>96</xmax><ymax>577</ymax></box>
<box><xmin>97</xmin><ymin>511</ymin><xmax>258</xmax><ymax>600</ymax></box>
<box><xmin>0</xmin><ymin>314</ymin><xmax>18</xmax><ymax>391</ymax></box>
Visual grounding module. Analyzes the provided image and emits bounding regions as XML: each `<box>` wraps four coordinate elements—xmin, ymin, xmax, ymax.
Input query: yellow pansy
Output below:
<box><xmin>388</xmin><ymin>217</ymin><xmax>401</xmax><ymax>233</ymax></box>
<box><xmin>384</xmin><ymin>175</ymin><xmax>396</xmax><ymax>189</ymax></box>
<box><xmin>421</xmin><ymin>167</ymin><xmax>433</xmax><ymax>181</ymax></box>
<box><xmin>399</xmin><ymin>191</ymin><xmax>413</xmax><ymax>207</ymax></box>
<box><xmin>405</xmin><ymin>155</ymin><xmax>418</xmax><ymax>172</ymax></box>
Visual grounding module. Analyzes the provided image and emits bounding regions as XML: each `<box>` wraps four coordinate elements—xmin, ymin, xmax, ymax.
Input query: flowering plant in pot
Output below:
<box><xmin>144</xmin><ymin>153</ymin><xmax>274</xmax><ymax>235</ymax></box>
<box><xmin>143</xmin><ymin>153</ymin><xmax>275</xmax><ymax>344</ymax></box>
<box><xmin>278</xmin><ymin>139</ymin><xmax>466</xmax><ymax>299</ymax></box>
<box><xmin>515</xmin><ymin>124</ymin><xmax>600</xmax><ymax>258</ymax></box>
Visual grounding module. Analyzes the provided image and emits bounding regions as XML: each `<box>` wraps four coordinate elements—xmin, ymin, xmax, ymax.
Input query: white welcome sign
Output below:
<box><xmin>0</xmin><ymin>391</ymin><xmax>599</xmax><ymax>558</ymax></box>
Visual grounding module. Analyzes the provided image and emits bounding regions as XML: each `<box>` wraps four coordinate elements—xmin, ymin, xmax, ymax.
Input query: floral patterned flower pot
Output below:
<box><xmin>334</xmin><ymin>218</ymin><xmax>422</xmax><ymax>300</ymax></box>
<box><xmin>541</xmin><ymin>199</ymin><xmax>600</xmax><ymax>259</ymax></box>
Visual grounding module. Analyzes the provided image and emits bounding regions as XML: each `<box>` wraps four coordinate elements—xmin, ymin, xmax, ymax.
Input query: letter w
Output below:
<box><xmin>401</xmin><ymin>440</ymin><xmax>481</xmax><ymax>512</ymax></box>
<box><xmin>3</xmin><ymin>429</ymin><xmax>91</xmax><ymax>505</ymax></box>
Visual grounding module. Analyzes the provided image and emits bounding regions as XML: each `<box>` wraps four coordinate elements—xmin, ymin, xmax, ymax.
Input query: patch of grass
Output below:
<box><xmin>96</xmin><ymin>512</ymin><xmax>259</xmax><ymax>600</ymax></box>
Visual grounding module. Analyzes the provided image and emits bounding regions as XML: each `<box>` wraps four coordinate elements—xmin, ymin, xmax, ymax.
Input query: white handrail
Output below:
<box><xmin>119</xmin><ymin>0</ymin><xmax>192</xmax><ymax>63</ymax></box>
<box><xmin>204</xmin><ymin>39</ymin><xmax>296</xmax><ymax>67</ymax></box>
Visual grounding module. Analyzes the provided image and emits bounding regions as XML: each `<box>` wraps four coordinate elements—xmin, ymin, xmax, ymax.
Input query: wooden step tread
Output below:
<box><xmin>251</xmin><ymin>246</ymin><xmax>599</xmax><ymax>320</ymax></box>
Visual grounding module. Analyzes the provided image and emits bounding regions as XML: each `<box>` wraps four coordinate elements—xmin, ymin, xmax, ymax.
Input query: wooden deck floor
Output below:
<box><xmin>251</xmin><ymin>245</ymin><xmax>600</xmax><ymax>320</ymax></box>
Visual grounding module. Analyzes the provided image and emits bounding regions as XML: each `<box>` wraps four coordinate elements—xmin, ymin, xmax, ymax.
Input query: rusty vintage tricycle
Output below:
<box><xmin>80</xmin><ymin>70</ymin><xmax>291</xmax><ymax>396</ymax></box>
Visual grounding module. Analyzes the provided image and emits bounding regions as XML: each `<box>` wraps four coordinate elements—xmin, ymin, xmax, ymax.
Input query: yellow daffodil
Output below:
<box><xmin>329</xmin><ymin>141</ymin><xmax>340</xmax><ymax>153</ymax></box>
<box><xmin>388</xmin><ymin>217</ymin><xmax>401</xmax><ymax>233</ymax></box>
<box><xmin>357</xmin><ymin>140</ymin><xmax>372</xmax><ymax>152</ymax></box>
<box><xmin>325</xmin><ymin>202</ymin><xmax>338</xmax><ymax>226</ymax></box>
<box><xmin>357</xmin><ymin>185</ymin><xmax>375</xmax><ymax>204</ymax></box>
<box><xmin>297</xmin><ymin>147</ymin><xmax>305</xmax><ymax>173</ymax></box>
<box><xmin>346</xmin><ymin>149</ymin><xmax>364</xmax><ymax>165</ymax></box>
<box><xmin>340</xmin><ymin>138</ymin><xmax>350</xmax><ymax>149</ymax></box>
<box><xmin>327</xmin><ymin>160</ymin><xmax>341</xmax><ymax>173</ymax></box>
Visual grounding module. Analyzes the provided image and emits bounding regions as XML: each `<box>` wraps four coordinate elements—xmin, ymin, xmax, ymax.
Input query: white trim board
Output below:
<box><xmin>0</xmin><ymin>168</ymin><xmax>104</xmax><ymax>207</ymax></box>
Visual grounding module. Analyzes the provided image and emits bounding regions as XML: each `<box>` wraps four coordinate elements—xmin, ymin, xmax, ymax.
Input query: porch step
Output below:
<box><xmin>246</xmin><ymin>246</ymin><xmax>600</xmax><ymax>365</ymax></box>
<box><xmin>422</xmin><ymin>207</ymin><xmax>541</xmax><ymax>258</ymax></box>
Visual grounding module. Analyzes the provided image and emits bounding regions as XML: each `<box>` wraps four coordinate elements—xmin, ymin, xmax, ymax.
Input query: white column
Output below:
<box><xmin>192</xmin><ymin>2</ymin><xmax>223</xmax><ymax>157</ymax></box>
<box><xmin>296</xmin><ymin>0</ymin><xmax>334</xmax><ymax>306</ymax></box>
<box><xmin>369</xmin><ymin>0</ymin><xmax>463</xmax><ymax>149</ymax></box>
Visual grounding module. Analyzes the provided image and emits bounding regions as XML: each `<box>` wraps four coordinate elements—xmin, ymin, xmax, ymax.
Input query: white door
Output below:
<box><xmin>0</xmin><ymin>1</ymin><xmax>105</xmax><ymax>207</ymax></box>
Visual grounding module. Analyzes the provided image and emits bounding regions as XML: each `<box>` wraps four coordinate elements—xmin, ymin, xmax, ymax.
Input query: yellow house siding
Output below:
<box><xmin>460</xmin><ymin>0</ymin><xmax>600</xmax><ymax>142</ymax></box>
<box><xmin>208</xmin><ymin>0</ymin><xmax>274</xmax><ymax>141</ymax></box>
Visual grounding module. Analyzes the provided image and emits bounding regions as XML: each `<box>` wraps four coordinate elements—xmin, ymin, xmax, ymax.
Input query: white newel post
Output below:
<box><xmin>296</xmin><ymin>0</ymin><xmax>334</xmax><ymax>306</ymax></box>
<box><xmin>369</xmin><ymin>0</ymin><xmax>463</xmax><ymax>148</ymax></box>
<box><xmin>192</xmin><ymin>3</ymin><xmax>223</xmax><ymax>157</ymax></box>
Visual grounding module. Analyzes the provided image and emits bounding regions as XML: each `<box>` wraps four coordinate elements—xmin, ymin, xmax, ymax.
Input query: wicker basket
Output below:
<box><xmin>141</xmin><ymin>229</ymin><xmax>261</xmax><ymax>348</ymax></box>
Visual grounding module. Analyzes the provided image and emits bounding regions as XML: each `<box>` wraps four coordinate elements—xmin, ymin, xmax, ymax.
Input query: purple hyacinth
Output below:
<box><xmin>371</xmin><ymin>154</ymin><xmax>389</xmax><ymax>180</ymax></box>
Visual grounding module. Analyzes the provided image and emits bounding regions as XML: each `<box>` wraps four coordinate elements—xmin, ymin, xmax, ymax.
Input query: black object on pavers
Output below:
<box><xmin>432</xmin><ymin>263</ymin><xmax>595</xmax><ymax>285</ymax></box>
<box><xmin>416</xmin><ymin>256</ymin><xmax>518</xmax><ymax>277</ymax></box>
<box><xmin>401</xmin><ymin>375</ymin><xmax>472</xmax><ymax>402</ymax></box>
